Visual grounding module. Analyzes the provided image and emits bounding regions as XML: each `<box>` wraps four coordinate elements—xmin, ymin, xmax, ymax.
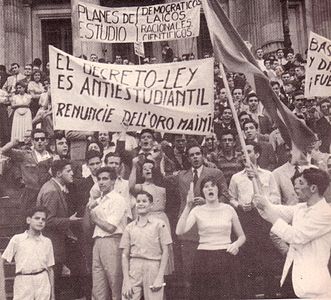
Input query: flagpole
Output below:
<box><xmin>218</xmin><ymin>62</ymin><xmax>260</xmax><ymax>195</ymax></box>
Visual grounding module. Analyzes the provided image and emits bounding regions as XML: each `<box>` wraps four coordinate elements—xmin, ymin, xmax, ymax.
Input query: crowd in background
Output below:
<box><xmin>0</xmin><ymin>42</ymin><xmax>331</xmax><ymax>300</ymax></box>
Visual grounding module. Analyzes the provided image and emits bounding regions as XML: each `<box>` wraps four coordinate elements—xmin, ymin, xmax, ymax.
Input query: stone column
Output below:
<box><xmin>71</xmin><ymin>0</ymin><xmax>104</xmax><ymax>59</ymax></box>
<box><xmin>23</xmin><ymin>0</ymin><xmax>32</xmax><ymax>65</ymax></box>
<box><xmin>4</xmin><ymin>0</ymin><xmax>25</xmax><ymax>68</ymax></box>
<box><xmin>311</xmin><ymin>0</ymin><xmax>331</xmax><ymax>39</ymax></box>
<box><xmin>0</xmin><ymin>0</ymin><xmax>5</xmax><ymax>65</ymax></box>
<box><xmin>231</xmin><ymin>0</ymin><xmax>283</xmax><ymax>52</ymax></box>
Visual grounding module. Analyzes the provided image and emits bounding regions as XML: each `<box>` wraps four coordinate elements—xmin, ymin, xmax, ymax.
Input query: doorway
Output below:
<box><xmin>41</xmin><ymin>18</ymin><xmax>72</xmax><ymax>65</ymax></box>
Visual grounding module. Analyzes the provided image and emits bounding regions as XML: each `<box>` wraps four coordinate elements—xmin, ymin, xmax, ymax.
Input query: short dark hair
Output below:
<box><xmin>255</xmin><ymin>47</ymin><xmax>263</xmax><ymax>53</ymax></box>
<box><xmin>136</xmin><ymin>190</ymin><xmax>153</xmax><ymax>203</ymax></box>
<box><xmin>238</xmin><ymin>111</ymin><xmax>250</xmax><ymax>119</ymax></box>
<box><xmin>95</xmin><ymin>166</ymin><xmax>118</xmax><ymax>180</ymax></box>
<box><xmin>86</xmin><ymin>140</ymin><xmax>104</xmax><ymax>157</ymax></box>
<box><xmin>247</xmin><ymin>93</ymin><xmax>259</xmax><ymax>102</ymax></box>
<box><xmin>142</xmin><ymin>159</ymin><xmax>155</xmax><ymax>168</ymax></box>
<box><xmin>245</xmin><ymin>141</ymin><xmax>262</xmax><ymax>155</ymax></box>
<box><xmin>104</xmin><ymin>152</ymin><xmax>121</xmax><ymax>165</ymax></box>
<box><xmin>200</xmin><ymin>176</ymin><xmax>223</xmax><ymax>199</ymax></box>
<box><xmin>232</xmin><ymin>87</ymin><xmax>243</xmax><ymax>95</ymax></box>
<box><xmin>139</xmin><ymin>129</ymin><xmax>155</xmax><ymax>140</ymax></box>
<box><xmin>15</xmin><ymin>80</ymin><xmax>27</xmax><ymax>91</ymax></box>
<box><xmin>292</xmin><ymin>90</ymin><xmax>305</xmax><ymax>98</ymax></box>
<box><xmin>26</xmin><ymin>206</ymin><xmax>48</xmax><ymax>219</ymax></box>
<box><xmin>218</xmin><ymin>129</ymin><xmax>236</xmax><ymax>141</ymax></box>
<box><xmin>292</xmin><ymin>168</ymin><xmax>330</xmax><ymax>196</ymax></box>
<box><xmin>319</xmin><ymin>98</ymin><xmax>330</xmax><ymax>107</ymax></box>
<box><xmin>186</xmin><ymin>141</ymin><xmax>202</xmax><ymax>156</ymax></box>
<box><xmin>86</xmin><ymin>150</ymin><xmax>102</xmax><ymax>163</ymax></box>
<box><xmin>243</xmin><ymin>119</ymin><xmax>259</xmax><ymax>130</ymax></box>
<box><xmin>11</xmin><ymin>62</ymin><xmax>19</xmax><ymax>68</ymax></box>
<box><xmin>222</xmin><ymin>106</ymin><xmax>232</xmax><ymax>113</ymax></box>
<box><xmin>33</xmin><ymin>58</ymin><xmax>42</xmax><ymax>67</ymax></box>
<box><xmin>270</xmin><ymin>81</ymin><xmax>281</xmax><ymax>87</ymax></box>
<box><xmin>48</xmin><ymin>131</ymin><xmax>66</xmax><ymax>150</ymax></box>
<box><xmin>31</xmin><ymin>128</ymin><xmax>47</xmax><ymax>139</ymax></box>
<box><xmin>51</xmin><ymin>159</ymin><xmax>71</xmax><ymax>177</ymax></box>
<box><xmin>78</xmin><ymin>54</ymin><xmax>87</xmax><ymax>60</ymax></box>
<box><xmin>52</xmin><ymin>131</ymin><xmax>66</xmax><ymax>142</ymax></box>
<box><xmin>295</xmin><ymin>65</ymin><xmax>305</xmax><ymax>71</ymax></box>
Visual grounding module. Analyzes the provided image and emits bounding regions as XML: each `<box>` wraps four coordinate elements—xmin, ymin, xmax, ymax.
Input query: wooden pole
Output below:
<box><xmin>0</xmin><ymin>256</ymin><xmax>5</xmax><ymax>300</ymax></box>
<box><xmin>218</xmin><ymin>62</ymin><xmax>260</xmax><ymax>195</ymax></box>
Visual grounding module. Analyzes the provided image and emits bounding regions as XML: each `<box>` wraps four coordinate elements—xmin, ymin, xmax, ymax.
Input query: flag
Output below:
<box><xmin>202</xmin><ymin>0</ymin><xmax>315</xmax><ymax>152</ymax></box>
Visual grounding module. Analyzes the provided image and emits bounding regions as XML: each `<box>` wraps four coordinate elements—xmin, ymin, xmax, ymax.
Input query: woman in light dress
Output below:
<box><xmin>129</xmin><ymin>157</ymin><xmax>175</xmax><ymax>275</ymax></box>
<box><xmin>10</xmin><ymin>81</ymin><xmax>32</xmax><ymax>142</ymax></box>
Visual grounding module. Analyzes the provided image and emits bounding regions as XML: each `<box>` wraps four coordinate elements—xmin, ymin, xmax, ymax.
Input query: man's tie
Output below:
<box><xmin>292</xmin><ymin>163</ymin><xmax>300</xmax><ymax>182</ymax></box>
<box><xmin>193</xmin><ymin>168</ymin><xmax>198</xmax><ymax>187</ymax></box>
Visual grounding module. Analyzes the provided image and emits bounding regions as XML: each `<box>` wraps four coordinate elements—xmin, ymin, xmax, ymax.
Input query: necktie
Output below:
<box><xmin>292</xmin><ymin>163</ymin><xmax>300</xmax><ymax>182</ymax></box>
<box><xmin>193</xmin><ymin>168</ymin><xmax>198</xmax><ymax>187</ymax></box>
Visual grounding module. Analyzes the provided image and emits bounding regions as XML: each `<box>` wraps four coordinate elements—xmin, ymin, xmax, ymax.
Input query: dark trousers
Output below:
<box><xmin>20</xmin><ymin>187</ymin><xmax>39</xmax><ymax>217</ymax></box>
<box><xmin>53</xmin><ymin>263</ymin><xmax>63</xmax><ymax>299</ymax></box>
<box><xmin>237</xmin><ymin>208</ymin><xmax>280</xmax><ymax>299</ymax></box>
<box><xmin>281</xmin><ymin>264</ymin><xmax>298</xmax><ymax>299</ymax></box>
<box><xmin>177</xmin><ymin>240</ymin><xmax>198</xmax><ymax>300</ymax></box>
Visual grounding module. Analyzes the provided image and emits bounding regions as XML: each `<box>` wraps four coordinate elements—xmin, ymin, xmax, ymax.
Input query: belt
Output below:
<box><xmin>15</xmin><ymin>269</ymin><xmax>46</xmax><ymax>276</ymax></box>
<box><xmin>95</xmin><ymin>234</ymin><xmax>122</xmax><ymax>239</ymax></box>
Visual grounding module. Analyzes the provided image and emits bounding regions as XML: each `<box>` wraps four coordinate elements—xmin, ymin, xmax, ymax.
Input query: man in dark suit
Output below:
<box><xmin>162</xmin><ymin>134</ymin><xmax>191</xmax><ymax>171</ymax></box>
<box><xmin>316</xmin><ymin>98</ymin><xmax>331</xmax><ymax>153</ymax></box>
<box><xmin>69</xmin><ymin>150</ymin><xmax>102</xmax><ymax>299</ymax></box>
<box><xmin>1</xmin><ymin>129</ymin><xmax>52</xmax><ymax>213</ymax></box>
<box><xmin>37</xmin><ymin>159</ymin><xmax>82</xmax><ymax>298</ymax></box>
<box><xmin>169</xmin><ymin>142</ymin><xmax>229</xmax><ymax>299</ymax></box>
<box><xmin>243</xmin><ymin>119</ymin><xmax>277</xmax><ymax>171</ymax></box>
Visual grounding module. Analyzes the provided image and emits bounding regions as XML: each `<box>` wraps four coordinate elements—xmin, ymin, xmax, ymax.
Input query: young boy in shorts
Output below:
<box><xmin>1</xmin><ymin>206</ymin><xmax>55</xmax><ymax>300</ymax></box>
<box><xmin>120</xmin><ymin>191</ymin><xmax>172</xmax><ymax>300</ymax></box>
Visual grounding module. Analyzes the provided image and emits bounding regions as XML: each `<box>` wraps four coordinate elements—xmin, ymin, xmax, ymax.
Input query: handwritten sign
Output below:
<box><xmin>305</xmin><ymin>31</ymin><xmax>331</xmax><ymax>97</ymax></box>
<box><xmin>77</xmin><ymin>0</ymin><xmax>201</xmax><ymax>43</ymax></box>
<box><xmin>49</xmin><ymin>46</ymin><xmax>214</xmax><ymax>135</ymax></box>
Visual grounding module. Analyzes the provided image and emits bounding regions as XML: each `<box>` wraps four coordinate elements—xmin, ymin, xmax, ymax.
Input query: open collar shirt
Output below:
<box><xmin>92</xmin><ymin>190</ymin><xmax>128</xmax><ymax>238</ymax></box>
<box><xmin>120</xmin><ymin>216</ymin><xmax>172</xmax><ymax>260</ymax></box>
<box><xmin>229</xmin><ymin>167</ymin><xmax>280</xmax><ymax>207</ymax></box>
<box><xmin>2</xmin><ymin>231</ymin><xmax>54</xmax><ymax>274</ymax></box>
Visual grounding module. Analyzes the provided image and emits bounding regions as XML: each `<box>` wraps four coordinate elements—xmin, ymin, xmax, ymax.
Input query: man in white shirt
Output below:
<box><xmin>89</xmin><ymin>166</ymin><xmax>128</xmax><ymax>300</ymax></box>
<box><xmin>229</xmin><ymin>141</ymin><xmax>281</xmax><ymax>298</ymax></box>
<box><xmin>2</xmin><ymin>62</ymin><xmax>25</xmax><ymax>93</ymax></box>
<box><xmin>254</xmin><ymin>168</ymin><xmax>331</xmax><ymax>298</ymax></box>
<box><xmin>255</xmin><ymin>48</ymin><xmax>266</xmax><ymax>72</ymax></box>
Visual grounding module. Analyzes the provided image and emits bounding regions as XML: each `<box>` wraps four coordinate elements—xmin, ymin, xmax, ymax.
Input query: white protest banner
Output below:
<box><xmin>49</xmin><ymin>46</ymin><xmax>214</xmax><ymax>135</ymax></box>
<box><xmin>77</xmin><ymin>0</ymin><xmax>201</xmax><ymax>43</ymax></box>
<box><xmin>134</xmin><ymin>42</ymin><xmax>145</xmax><ymax>58</ymax></box>
<box><xmin>305</xmin><ymin>31</ymin><xmax>331</xmax><ymax>97</ymax></box>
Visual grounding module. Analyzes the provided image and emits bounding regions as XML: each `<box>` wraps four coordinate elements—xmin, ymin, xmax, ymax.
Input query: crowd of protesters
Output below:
<box><xmin>0</xmin><ymin>42</ymin><xmax>331</xmax><ymax>300</ymax></box>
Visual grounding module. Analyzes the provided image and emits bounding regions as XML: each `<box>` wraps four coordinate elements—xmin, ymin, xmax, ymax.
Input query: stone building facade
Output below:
<box><xmin>0</xmin><ymin>0</ymin><xmax>331</xmax><ymax>68</ymax></box>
